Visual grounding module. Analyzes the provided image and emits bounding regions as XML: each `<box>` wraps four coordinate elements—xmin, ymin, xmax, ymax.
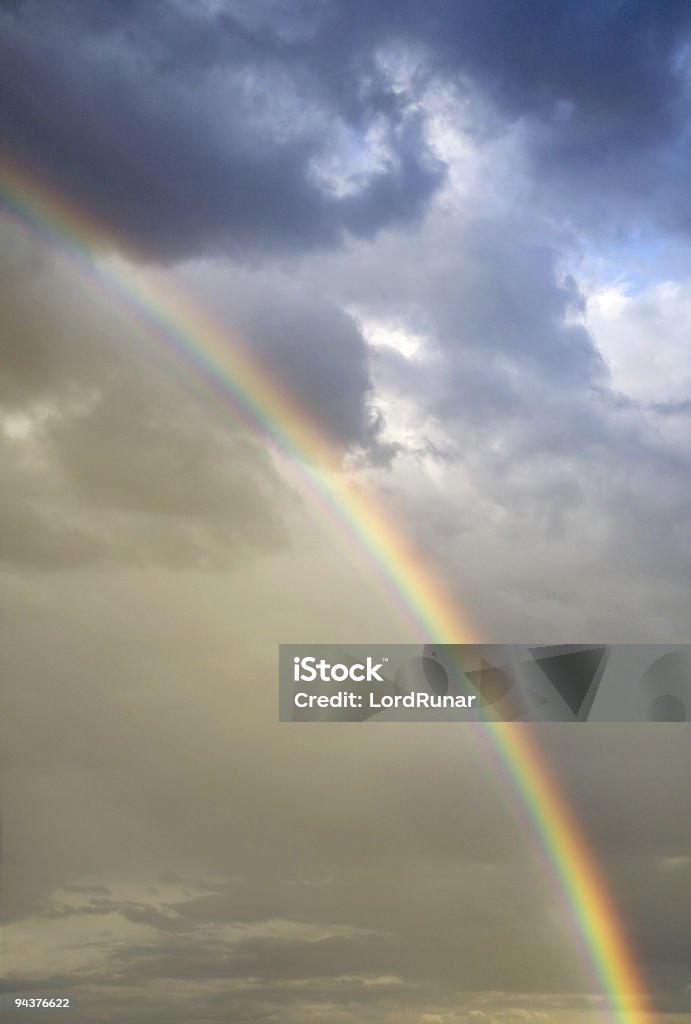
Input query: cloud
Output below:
<box><xmin>178</xmin><ymin>261</ymin><xmax>394</xmax><ymax>457</ymax></box>
<box><xmin>586</xmin><ymin>279</ymin><xmax>691</xmax><ymax>405</ymax></box>
<box><xmin>0</xmin><ymin>221</ymin><xmax>288</xmax><ymax>569</ymax></box>
<box><xmin>4</xmin><ymin>1</ymin><xmax>691</xmax><ymax>267</ymax></box>
<box><xmin>0</xmin><ymin>0</ymin><xmax>443</xmax><ymax>261</ymax></box>
<box><xmin>278</xmin><ymin>129</ymin><xmax>691</xmax><ymax>639</ymax></box>
<box><xmin>2</xmin><ymin>3</ymin><xmax>691</xmax><ymax>1022</ymax></box>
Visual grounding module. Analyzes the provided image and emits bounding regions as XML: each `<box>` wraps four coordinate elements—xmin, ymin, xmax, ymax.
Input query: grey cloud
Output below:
<box><xmin>298</xmin><ymin>206</ymin><xmax>608</xmax><ymax>440</ymax></box>
<box><xmin>180</xmin><ymin>263</ymin><xmax>394</xmax><ymax>457</ymax></box>
<box><xmin>0</xmin><ymin>0</ymin><xmax>443</xmax><ymax>262</ymax></box>
<box><xmin>295</xmin><ymin>186</ymin><xmax>691</xmax><ymax>629</ymax></box>
<box><xmin>4</xmin><ymin>1</ymin><xmax>691</xmax><ymax>266</ymax></box>
<box><xmin>373</xmin><ymin>1</ymin><xmax>691</xmax><ymax>239</ymax></box>
<box><xmin>424</xmin><ymin>1</ymin><xmax>691</xmax><ymax>139</ymax></box>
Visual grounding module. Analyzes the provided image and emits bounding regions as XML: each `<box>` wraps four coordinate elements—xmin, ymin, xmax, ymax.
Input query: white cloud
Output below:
<box><xmin>585</xmin><ymin>279</ymin><xmax>691</xmax><ymax>404</ymax></box>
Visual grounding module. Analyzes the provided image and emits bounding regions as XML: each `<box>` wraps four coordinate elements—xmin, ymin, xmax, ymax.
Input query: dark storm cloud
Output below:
<box><xmin>0</xmin><ymin>0</ymin><xmax>443</xmax><ymax>261</ymax></box>
<box><xmin>423</xmin><ymin>0</ymin><xmax>691</xmax><ymax>139</ymax></box>
<box><xmin>328</xmin><ymin>0</ymin><xmax>691</xmax><ymax>236</ymax></box>
<box><xmin>3</xmin><ymin>1</ymin><xmax>691</xmax><ymax>263</ymax></box>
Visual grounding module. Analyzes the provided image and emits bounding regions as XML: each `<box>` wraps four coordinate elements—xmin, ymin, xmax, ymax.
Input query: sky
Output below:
<box><xmin>1</xmin><ymin>1</ymin><xmax>690</xmax><ymax>1022</ymax></box>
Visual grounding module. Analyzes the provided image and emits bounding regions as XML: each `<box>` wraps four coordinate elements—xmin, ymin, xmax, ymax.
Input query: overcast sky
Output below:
<box><xmin>1</xmin><ymin>2</ymin><xmax>690</xmax><ymax>1022</ymax></box>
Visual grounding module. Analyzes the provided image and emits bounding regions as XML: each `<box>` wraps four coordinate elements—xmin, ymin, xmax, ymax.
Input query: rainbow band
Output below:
<box><xmin>0</xmin><ymin>154</ymin><xmax>652</xmax><ymax>1022</ymax></box>
<box><xmin>493</xmin><ymin>723</ymin><xmax>651</xmax><ymax>1021</ymax></box>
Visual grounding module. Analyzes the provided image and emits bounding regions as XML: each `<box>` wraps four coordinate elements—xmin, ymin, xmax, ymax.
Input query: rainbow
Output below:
<box><xmin>0</xmin><ymin>154</ymin><xmax>653</xmax><ymax>1022</ymax></box>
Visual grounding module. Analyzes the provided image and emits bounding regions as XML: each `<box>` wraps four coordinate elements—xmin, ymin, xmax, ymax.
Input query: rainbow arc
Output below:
<box><xmin>0</xmin><ymin>154</ymin><xmax>653</xmax><ymax>1022</ymax></box>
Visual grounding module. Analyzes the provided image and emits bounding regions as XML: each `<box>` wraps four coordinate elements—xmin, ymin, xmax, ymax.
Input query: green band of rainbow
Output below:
<box><xmin>0</xmin><ymin>154</ymin><xmax>653</xmax><ymax>1023</ymax></box>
